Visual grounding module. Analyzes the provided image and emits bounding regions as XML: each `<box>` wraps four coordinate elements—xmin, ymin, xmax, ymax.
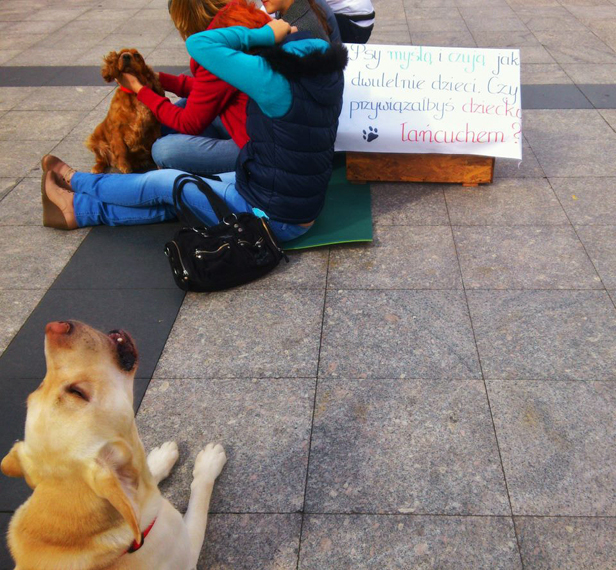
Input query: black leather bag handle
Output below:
<box><xmin>172</xmin><ymin>174</ymin><xmax>234</xmax><ymax>227</ymax></box>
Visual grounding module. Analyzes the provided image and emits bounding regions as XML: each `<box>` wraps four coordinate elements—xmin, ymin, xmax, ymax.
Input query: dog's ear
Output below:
<box><xmin>101</xmin><ymin>51</ymin><xmax>120</xmax><ymax>83</ymax></box>
<box><xmin>85</xmin><ymin>440</ymin><xmax>142</xmax><ymax>546</ymax></box>
<box><xmin>1</xmin><ymin>442</ymin><xmax>25</xmax><ymax>479</ymax></box>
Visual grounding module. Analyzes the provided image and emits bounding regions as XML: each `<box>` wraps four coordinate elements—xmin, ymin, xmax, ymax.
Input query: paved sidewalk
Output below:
<box><xmin>1</xmin><ymin>0</ymin><xmax>616</xmax><ymax>568</ymax></box>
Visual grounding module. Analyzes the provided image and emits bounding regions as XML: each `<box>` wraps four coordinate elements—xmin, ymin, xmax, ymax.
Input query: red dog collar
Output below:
<box><xmin>119</xmin><ymin>85</ymin><xmax>134</xmax><ymax>94</ymax></box>
<box><xmin>125</xmin><ymin>518</ymin><xmax>157</xmax><ymax>554</ymax></box>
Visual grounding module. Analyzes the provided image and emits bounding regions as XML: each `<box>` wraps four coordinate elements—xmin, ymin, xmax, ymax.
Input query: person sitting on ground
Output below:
<box><xmin>116</xmin><ymin>0</ymin><xmax>270</xmax><ymax>176</ymax></box>
<box><xmin>262</xmin><ymin>0</ymin><xmax>333</xmax><ymax>42</ymax></box>
<box><xmin>40</xmin><ymin>18</ymin><xmax>348</xmax><ymax>245</ymax></box>
<box><xmin>325</xmin><ymin>0</ymin><xmax>374</xmax><ymax>43</ymax></box>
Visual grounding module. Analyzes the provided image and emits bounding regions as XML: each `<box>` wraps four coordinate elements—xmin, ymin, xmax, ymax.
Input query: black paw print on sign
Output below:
<box><xmin>363</xmin><ymin>126</ymin><xmax>379</xmax><ymax>142</ymax></box>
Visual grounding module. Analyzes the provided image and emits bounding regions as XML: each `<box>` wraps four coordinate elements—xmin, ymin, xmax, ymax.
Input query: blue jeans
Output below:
<box><xmin>71</xmin><ymin>170</ymin><xmax>311</xmax><ymax>243</ymax></box>
<box><xmin>151</xmin><ymin>99</ymin><xmax>240</xmax><ymax>175</ymax></box>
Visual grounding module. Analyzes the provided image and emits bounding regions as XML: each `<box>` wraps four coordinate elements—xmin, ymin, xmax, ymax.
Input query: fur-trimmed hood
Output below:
<box><xmin>260</xmin><ymin>37</ymin><xmax>348</xmax><ymax>106</ymax></box>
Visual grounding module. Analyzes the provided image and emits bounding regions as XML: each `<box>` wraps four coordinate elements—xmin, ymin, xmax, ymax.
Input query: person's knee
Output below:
<box><xmin>151</xmin><ymin>137</ymin><xmax>177</xmax><ymax>168</ymax></box>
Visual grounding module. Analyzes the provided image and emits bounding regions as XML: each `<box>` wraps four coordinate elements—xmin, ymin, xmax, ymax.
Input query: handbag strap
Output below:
<box><xmin>172</xmin><ymin>174</ymin><xmax>234</xmax><ymax>227</ymax></box>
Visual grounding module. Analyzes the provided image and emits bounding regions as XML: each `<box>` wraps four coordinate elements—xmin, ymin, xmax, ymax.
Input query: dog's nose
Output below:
<box><xmin>122</xmin><ymin>53</ymin><xmax>131</xmax><ymax>62</ymax></box>
<box><xmin>45</xmin><ymin>321</ymin><xmax>72</xmax><ymax>335</ymax></box>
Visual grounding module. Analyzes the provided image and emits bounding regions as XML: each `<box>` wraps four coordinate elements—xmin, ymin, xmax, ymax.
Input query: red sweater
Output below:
<box><xmin>137</xmin><ymin>58</ymin><xmax>249</xmax><ymax>148</ymax></box>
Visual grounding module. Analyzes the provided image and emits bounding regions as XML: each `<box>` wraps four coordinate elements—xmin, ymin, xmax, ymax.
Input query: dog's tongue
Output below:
<box><xmin>108</xmin><ymin>330</ymin><xmax>138</xmax><ymax>371</ymax></box>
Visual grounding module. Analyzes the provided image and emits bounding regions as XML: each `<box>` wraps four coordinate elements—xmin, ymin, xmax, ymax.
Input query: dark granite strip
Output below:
<box><xmin>0</xmin><ymin>513</ymin><xmax>12</xmax><ymax>569</ymax></box>
<box><xmin>0</xmin><ymin>66</ymin><xmax>188</xmax><ymax>87</ymax></box>
<box><xmin>521</xmin><ymin>84</ymin><xmax>593</xmax><ymax>109</ymax></box>
<box><xmin>2</xmin><ymin>66</ymin><xmax>616</xmax><ymax>110</ymax></box>
<box><xmin>577</xmin><ymin>84</ymin><xmax>616</xmax><ymax>109</ymax></box>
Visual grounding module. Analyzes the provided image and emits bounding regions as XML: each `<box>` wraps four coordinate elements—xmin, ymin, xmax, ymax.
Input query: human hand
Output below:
<box><xmin>116</xmin><ymin>73</ymin><xmax>144</xmax><ymax>94</ymax></box>
<box><xmin>267</xmin><ymin>19</ymin><xmax>298</xmax><ymax>43</ymax></box>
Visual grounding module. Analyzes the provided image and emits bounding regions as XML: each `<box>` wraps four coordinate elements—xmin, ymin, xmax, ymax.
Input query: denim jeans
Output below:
<box><xmin>71</xmin><ymin>169</ymin><xmax>311</xmax><ymax>243</ymax></box>
<box><xmin>151</xmin><ymin>99</ymin><xmax>240</xmax><ymax>176</ymax></box>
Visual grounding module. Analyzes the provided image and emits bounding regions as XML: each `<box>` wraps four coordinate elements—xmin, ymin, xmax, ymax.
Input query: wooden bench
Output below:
<box><xmin>346</xmin><ymin>152</ymin><xmax>494</xmax><ymax>187</ymax></box>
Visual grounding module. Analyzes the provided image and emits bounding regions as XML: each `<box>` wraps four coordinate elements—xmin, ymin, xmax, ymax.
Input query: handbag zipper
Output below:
<box><xmin>170</xmin><ymin>241</ymin><xmax>190</xmax><ymax>281</ymax></box>
<box><xmin>194</xmin><ymin>243</ymin><xmax>230</xmax><ymax>258</ymax></box>
<box><xmin>260</xmin><ymin>219</ymin><xmax>289</xmax><ymax>262</ymax></box>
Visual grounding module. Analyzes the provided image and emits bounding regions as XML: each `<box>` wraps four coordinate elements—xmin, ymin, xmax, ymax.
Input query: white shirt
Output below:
<box><xmin>325</xmin><ymin>0</ymin><xmax>374</xmax><ymax>26</ymax></box>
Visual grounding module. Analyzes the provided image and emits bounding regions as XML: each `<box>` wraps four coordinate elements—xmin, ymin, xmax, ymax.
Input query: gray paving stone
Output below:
<box><xmin>468</xmin><ymin>290</ymin><xmax>616</xmax><ymax>380</ymax></box>
<box><xmin>299</xmin><ymin>515</ymin><xmax>522</xmax><ymax>570</ymax></box>
<box><xmin>319</xmin><ymin>290</ymin><xmax>481</xmax><ymax>379</ymax></box>
<box><xmin>0</xmin><ymin>50</ymin><xmax>22</xmax><ymax>65</ymax></box>
<box><xmin>369</xmin><ymin>20</ymin><xmax>411</xmax><ymax>44</ymax></box>
<box><xmin>528</xmin><ymin>137</ymin><xmax>616</xmax><ymax>177</ymax></box>
<box><xmin>244</xmin><ymin>249</ymin><xmax>328</xmax><ymax>290</ymax></box>
<box><xmin>28</xmin><ymin>7</ymin><xmax>90</xmax><ymax>21</ymax></box>
<box><xmin>0</xmin><ymin>289</ymin><xmax>44</xmax><ymax>357</ymax></box>
<box><xmin>550</xmin><ymin>177</ymin><xmax>616</xmax><ymax>225</ymax></box>
<box><xmin>523</xmin><ymin>109</ymin><xmax>612</xmax><ymax>140</ymax></box>
<box><xmin>13</xmin><ymin>86</ymin><xmax>113</xmax><ymax>111</ymax></box>
<box><xmin>65</xmin><ymin>103</ymin><xmax>112</xmax><ymax>141</ymax></box>
<box><xmin>0</xmin><ymin>86</ymin><xmax>39</xmax><ymax>110</ymax></box>
<box><xmin>575</xmin><ymin>225</ymin><xmax>616</xmax><ymax>288</ymax></box>
<box><xmin>4</xmin><ymin>48</ymin><xmax>89</xmax><ymax>67</ymax></box>
<box><xmin>465</xmin><ymin>17</ymin><xmax>528</xmax><ymax>32</ymax></box>
<box><xmin>154</xmin><ymin>290</ymin><xmax>324</xmax><ymax>378</ymax></box>
<box><xmin>520</xmin><ymin>64</ymin><xmax>572</xmax><ymax>84</ymax></box>
<box><xmin>0</xmin><ymin>32</ymin><xmax>47</xmax><ymax>51</ymax></box>
<box><xmin>488</xmin><ymin>380</ymin><xmax>616</xmax><ymax>515</ymax></box>
<box><xmin>371</xmin><ymin>183</ymin><xmax>449</xmax><ymax>226</ymax></box>
<box><xmin>522</xmin><ymin>84</ymin><xmax>592</xmax><ymax>109</ymax></box>
<box><xmin>445</xmin><ymin>179</ymin><xmax>568</xmax><ymax>226</ymax></box>
<box><xmin>0</xmin><ymin>110</ymin><xmax>85</xmax><ymax>140</ymax></box>
<box><xmin>77</xmin><ymin>43</ymin><xmax>157</xmax><ymax>66</ymax></box>
<box><xmin>306</xmin><ymin>378</ymin><xmax>509</xmax><ymax>515</ymax></box>
<box><xmin>454</xmin><ymin>226</ymin><xmax>602</xmax><ymax>289</ymax></box>
<box><xmin>562</xmin><ymin>63</ymin><xmax>616</xmax><ymax>84</ymax></box>
<box><xmin>0</xmin><ymin>177</ymin><xmax>44</xmax><ymax>226</ymax></box>
<box><xmin>0</xmin><ymin>178</ymin><xmax>19</xmax><ymax>201</ymax></box>
<box><xmin>406</xmin><ymin>18</ymin><xmax>469</xmax><ymax>32</ymax></box>
<box><xmin>565</xmin><ymin>4</ymin><xmax>616</xmax><ymax>25</ymax></box>
<box><xmin>534</xmin><ymin>30</ymin><xmax>616</xmax><ymax>64</ymax></box>
<box><xmin>137</xmin><ymin>377</ymin><xmax>314</xmax><ymax>512</ymax></box>
<box><xmin>516</xmin><ymin>516</ymin><xmax>616</xmax><ymax>570</ymax></box>
<box><xmin>0</xmin><ymin>226</ymin><xmax>88</xmax><ymax>290</ymax></box>
<box><xmin>199</xmin><ymin>514</ymin><xmax>301</xmax><ymax>570</ymax></box>
<box><xmin>102</xmin><ymin>31</ymin><xmax>169</xmax><ymax>49</ymax></box>
<box><xmin>410</xmin><ymin>31</ymin><xmax>476</xmax><ymax>47</ymax></box>
<box><xmin>601</xmin><ymin>109</ymin><xmax>616</xmax><ymax>130</ymax></box>
<box><xmin>0</xmin><ymin>140</ymin><xmax>59</xmax><ymax>178</ymax></box>
<box><xmin>472</xmin><ymin>32</ymin><xmax>556</xmax><ymax>63</ymax></box>
<box><xmin>328</xmin><ymin>226</ymin><xmax>461</xmax><ymax>289</ymax></box>
<box><xmin>494</xmin><ymin>140</ymin><xmax>544</xmax><ymax>178</ymax></box>
<box><xmin>42</xmin><ymin>138</ymin><xmax>97</xmax><ymax>175</ymax></box>
<box><xmin>145</xmin><ymin>48</ymin><xmax>191</xmax><ymax>66</ymax></box>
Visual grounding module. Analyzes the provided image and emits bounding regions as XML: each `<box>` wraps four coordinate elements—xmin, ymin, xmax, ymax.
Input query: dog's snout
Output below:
<box><xmin>45</xmin><ymin>321</ymin><xmax>73</xmax><ymax>336</ymax></box>
<box><xmin>122</xmin><ymin>53</ymin><xmax>132</xmax><ymax>62</ymax></box>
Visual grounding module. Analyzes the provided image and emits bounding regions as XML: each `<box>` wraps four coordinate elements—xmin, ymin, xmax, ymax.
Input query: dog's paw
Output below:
<box><xmin>147</xmin><ymin>441</ymin><xmax>179</xmax><ymax>483</ymax></box>
<box><xmin>193</xmin><ymin>443</ymin><xmax>227</xmax><ymax>483</ymax></box>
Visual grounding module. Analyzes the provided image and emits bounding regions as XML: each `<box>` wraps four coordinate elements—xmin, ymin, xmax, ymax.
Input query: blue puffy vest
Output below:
<box><xmin>235</xmin><ymin>40</ymin><xmax>347</xmax><ymax>224</ymax></box>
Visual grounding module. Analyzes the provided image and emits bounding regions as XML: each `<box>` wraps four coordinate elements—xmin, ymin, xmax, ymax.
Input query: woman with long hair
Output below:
<box><xmin>40</xmin><ymin>12</ymin><xmax>347</xmax><ymax>245</ymax></box>
<box><xmin>115</xmin><ymin>0</ymin><xmax>271</xmax><ymax>176</ymax></box>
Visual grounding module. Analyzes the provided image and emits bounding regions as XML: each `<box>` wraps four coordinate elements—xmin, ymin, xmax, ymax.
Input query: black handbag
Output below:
<box><xmin>164</xmin><ymin>174</ymin><xmax>287</xmax><ymax>292</ymax></box>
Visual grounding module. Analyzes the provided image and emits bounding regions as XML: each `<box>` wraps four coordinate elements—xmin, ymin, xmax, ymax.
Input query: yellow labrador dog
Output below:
<box><xmin>1</xmin><ymin>320</ymin><xmax>226</xmax><ymax>570</ymax></box>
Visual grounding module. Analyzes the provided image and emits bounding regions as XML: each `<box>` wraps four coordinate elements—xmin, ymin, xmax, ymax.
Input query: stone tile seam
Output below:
<box><xmin>296</xmin><ymin>248</ymin><xmax>332</xmax><ymax>570</ymax></box>
<box><xmin>444</xmin><ymin>188</ymin><xmax>526</xmax><ymax>570</ymax></box>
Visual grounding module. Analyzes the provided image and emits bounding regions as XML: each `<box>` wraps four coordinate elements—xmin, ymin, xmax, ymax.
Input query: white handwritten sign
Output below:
<box><xmin>335</xmin><ymin>44</ymin><xmax>522</xmax><ymax>160</ymax></box>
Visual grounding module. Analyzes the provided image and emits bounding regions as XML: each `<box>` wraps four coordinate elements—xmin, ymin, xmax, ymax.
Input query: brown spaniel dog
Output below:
<box><xmin>86</xmin><ymin>49</ymin><xmax>164</xmax><ymax>173</ymax></box>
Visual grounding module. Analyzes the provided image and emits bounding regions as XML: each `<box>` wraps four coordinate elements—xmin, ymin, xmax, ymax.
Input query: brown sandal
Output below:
<box><xmin>41</xmin><ymin>171</ymin><xmax>77</xmax><ymax>230</ymax></box>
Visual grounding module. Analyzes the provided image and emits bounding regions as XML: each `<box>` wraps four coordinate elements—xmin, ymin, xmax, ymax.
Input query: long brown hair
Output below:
<box><xmin>169</xmin><ymin>0</ymin><xmax>230</xmax><ymax>39</ymax></box>
<box><xmin>307</xmin><ymin>0</ymin><xmax>331</xmax><ymax>36</ymax></box>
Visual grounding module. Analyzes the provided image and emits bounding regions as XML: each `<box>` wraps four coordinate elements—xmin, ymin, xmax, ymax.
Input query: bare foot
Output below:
<box><xmin>41</xmin><ymin>155</ymin><xmax>76</xmax><ymax>186</ymax></box>
<box><xmin>41</xmin><ymin>171</ymin><xmax>78</xmax><ymax>230</ymax></box>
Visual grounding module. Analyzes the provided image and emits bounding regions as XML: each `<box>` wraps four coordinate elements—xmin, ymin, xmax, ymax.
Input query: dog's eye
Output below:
<box><xmin>66</xmin><ymin>384</ymin><xmax>90</xmax><ymax>402</ymax></box>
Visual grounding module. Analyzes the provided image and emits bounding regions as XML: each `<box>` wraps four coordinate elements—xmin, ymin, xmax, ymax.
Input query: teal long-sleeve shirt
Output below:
<box><xmin>185</xmin><ymin>26</ymin><xmax>329</xmax><ymax>118</ymax></box>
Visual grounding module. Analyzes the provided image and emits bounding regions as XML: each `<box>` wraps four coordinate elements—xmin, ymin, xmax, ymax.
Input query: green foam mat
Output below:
<box><xmin>283</xmin><ymin>157</ymin><xmax>372</xmax><ymax>251</ymax></box>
